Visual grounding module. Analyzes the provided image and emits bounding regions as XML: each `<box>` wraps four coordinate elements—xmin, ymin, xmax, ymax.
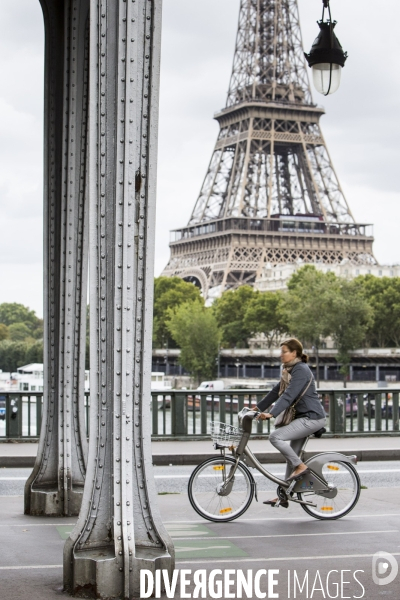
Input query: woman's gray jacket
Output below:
<box><xmin>257</xmin><ymin>362</ymin><xmax>326</xmax><ymax>421</ymax></box>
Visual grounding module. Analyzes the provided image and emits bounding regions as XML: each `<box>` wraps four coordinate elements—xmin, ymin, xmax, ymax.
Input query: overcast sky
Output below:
<box><xmin>0</xmin><ymin>0</ymin><xmax>399</xmax><ymax>318</ymax></box>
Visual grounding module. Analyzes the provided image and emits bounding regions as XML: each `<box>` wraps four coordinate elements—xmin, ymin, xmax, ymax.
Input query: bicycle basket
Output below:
<box><xmin>210</xmin><ymin>421</ymin><xmax>243</xmax><ymax>448</ymax></box>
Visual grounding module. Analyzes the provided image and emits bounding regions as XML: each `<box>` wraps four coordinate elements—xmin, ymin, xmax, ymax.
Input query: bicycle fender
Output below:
<box><xmin>291</xmin><ymin>453</ymin><xmax>357</xmax><ymax>494</ymax></box>
<box><xmin>305</xmin><ymin>452</ymin><xmax>357</xmax><ymax>470</ymax></box>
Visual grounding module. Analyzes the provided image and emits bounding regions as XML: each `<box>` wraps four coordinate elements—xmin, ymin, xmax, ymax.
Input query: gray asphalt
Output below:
<box><xmin>1</xmin><ymin>485</ymin><xmax>399</xmax><ymax>600</ymax></box>
<box><xmin>1</xmin><ymin>461</ymin><xmax>400</xmax><ymax>496</ymax></box>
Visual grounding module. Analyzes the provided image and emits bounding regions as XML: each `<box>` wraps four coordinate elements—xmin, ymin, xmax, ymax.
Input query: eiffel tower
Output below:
<box><xmin>162</xmin><ymin>0</ymin><xmax>376</xmax><ymax>298</ymax></box>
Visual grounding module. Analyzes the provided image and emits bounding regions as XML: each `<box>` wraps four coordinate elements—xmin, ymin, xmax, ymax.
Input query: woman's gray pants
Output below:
<box><xmin>269</xmin><ymin>417</ymin><xmax>327</xmax><ymax>479</ymax></box>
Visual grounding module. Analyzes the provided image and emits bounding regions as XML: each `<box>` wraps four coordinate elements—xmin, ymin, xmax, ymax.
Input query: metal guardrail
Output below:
<box><xmin>0</xmin><ymin>388</ymin><xmax>399</xmax><ymax>440</ymax></box>
<box><xmin>0</xmin><ymin>392</ymin><xmax>90</xmax><ymax>440</ymax></box>
<box><xmin>151</xmin><ymin>388</ymin><xmax>400</xmax><ymax>438</ymax></box>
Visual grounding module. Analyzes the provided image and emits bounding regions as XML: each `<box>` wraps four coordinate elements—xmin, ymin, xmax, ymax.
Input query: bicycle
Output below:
<box><xmin>188</xmin><ymin>407</ymin><xmax>361</xmax><ymax>522</ymax></box>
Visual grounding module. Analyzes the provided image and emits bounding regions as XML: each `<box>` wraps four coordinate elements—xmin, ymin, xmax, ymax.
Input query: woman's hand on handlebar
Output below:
<box><xmin>255</xmin><ymin>412</ymin><xmax>273</xmax><ymax>420</ymax></box>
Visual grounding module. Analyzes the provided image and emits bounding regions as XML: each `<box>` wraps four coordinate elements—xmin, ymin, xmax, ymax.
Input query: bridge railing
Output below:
<box><xmin>0</xmin><ymin>388</ymin><xmax>399</xmax><ymax>440</ymax></box>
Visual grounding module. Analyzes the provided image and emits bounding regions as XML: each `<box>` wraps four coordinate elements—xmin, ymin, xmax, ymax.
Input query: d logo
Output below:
<box><xmin>372</xmin><ymin>551</ymin><xmax>399</xmax><ymax>586</ymax></box>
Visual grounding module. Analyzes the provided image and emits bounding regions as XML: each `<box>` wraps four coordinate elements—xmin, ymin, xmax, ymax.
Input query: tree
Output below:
<box><xmin>0</xmin><ymin>303</ymin><xmax>43</xmax><ymax>340</ymax></box>
<box><xmin>243</xmin><ymin>291</ymin><xmax>288</xmax><ymax>347</ymax></box>
<box><xmin>8</xmin><ymin>322</ymin><xmax>33</xmax><ymax>342</ymax></box>
<box><xmin>153</xmin><ymin>277</ymin><xmax>203</xmax><ymax>348</ymax></box>
<box><xmin>0</xmin><ymin>341</ymin><xmax>30</xmax><ymax>374</ymax></box>
<box><xmin>283</xmin><ymin>266</ymin><xmax>339</xmax><ymax>385</ymax></box>
<box><xmin>166</xmin><ymin>303</ymin><xmax>220</xmax><ymax>383</ymax></box>
<box><xmin>0</xmin><ymin>324</ymin><xmax>9</xmax><ymax>341</ymax></box>
<box><xmin>25</xmin><ymin>341</ymin><xmax>44</xmax><ymax>365</ymax></box>
<box><xmin>329</xmin><ymin>280</ymin><xmax>372</xmax><ymax>386</ymax></box>
<box><xmin>356</xmin><ymin>275</ymin><xmax>400</xmax><ymax>347</ymax></box>
<box><xmin>212</xmin><ymin>286</ymin><xmax>257</xmax><ymax>348</ymax></box>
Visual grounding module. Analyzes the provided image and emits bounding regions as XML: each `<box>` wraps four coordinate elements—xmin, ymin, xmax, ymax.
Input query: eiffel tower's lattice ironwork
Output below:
<box><xmin>162</xmin><ymin>0</ymin><xmax>376</xmax><ymax>298</ymax></box>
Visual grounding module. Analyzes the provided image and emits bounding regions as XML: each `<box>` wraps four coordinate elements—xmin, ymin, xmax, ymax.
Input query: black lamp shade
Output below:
<box><xmin>304</xmin><ymin>21</ymin><xmax>348</xmax><ymax>69</ymax></box>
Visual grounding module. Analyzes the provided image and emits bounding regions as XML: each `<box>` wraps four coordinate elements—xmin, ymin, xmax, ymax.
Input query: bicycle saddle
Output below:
<box><xmin>313</xmin><ymin>427</ymin><xmax>326</xmax><ymax>438</ymax></box>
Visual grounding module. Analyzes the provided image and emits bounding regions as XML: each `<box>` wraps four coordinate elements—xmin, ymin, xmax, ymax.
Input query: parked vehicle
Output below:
<box><xmin>345</xmin><ymin>394</ymin><xmax>358</xmax><ymax>416</ymax></box>
<box><xmin>197</xmin><ymin>380</ymin><xmax>225</xmax><ymax>392</ymax></box>
<box><xmin>363</xmin><ymin>393</ymin><xmax>393</xmax><ymax>418</ymax></box>
<box><xmin>320</xmin><ymin>394</ymin><xmax>358</xmax><ymax>417</ymax></box>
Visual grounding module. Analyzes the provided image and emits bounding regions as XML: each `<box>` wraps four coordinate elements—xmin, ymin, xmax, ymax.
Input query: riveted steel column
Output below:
<box><xmin>63</xmin><ymin>1</ymin><xmax>174</xmax><ymax>597</ymax></box>
<box><xmin>25</xmin><ymin>0</ymin><xmax>89</xmax><ymax>517</ymax></box>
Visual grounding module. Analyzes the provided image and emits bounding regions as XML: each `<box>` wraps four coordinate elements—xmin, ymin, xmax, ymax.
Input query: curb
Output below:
<box><xmin>0</xmin><ymin>457</ymin><xmax>36</xmax><ymax>468</ymax></box>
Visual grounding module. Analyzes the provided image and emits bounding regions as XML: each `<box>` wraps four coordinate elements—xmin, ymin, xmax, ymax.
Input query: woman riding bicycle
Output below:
<box><xmin>256</xmin><ymin>338</ymin><xmax>326</xmax><ymax>507</ymax></box>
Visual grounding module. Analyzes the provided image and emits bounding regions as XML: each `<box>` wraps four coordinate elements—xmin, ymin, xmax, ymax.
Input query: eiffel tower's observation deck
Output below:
<box><xmin>162</xmin><ymin>0</ymin><xmax>376</xmax><ymax>298</ymax></box>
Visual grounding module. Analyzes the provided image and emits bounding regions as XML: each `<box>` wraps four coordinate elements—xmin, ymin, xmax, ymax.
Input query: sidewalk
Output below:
<box><xmin>0</xmin><ymin>435</ymin><xmax>399</xmax><ymax>467</ymax></box>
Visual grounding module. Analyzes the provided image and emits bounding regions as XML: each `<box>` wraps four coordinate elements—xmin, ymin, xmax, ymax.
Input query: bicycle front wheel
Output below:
<box><xmin>298</xmin><ymin>460</ymin><xmax>361</xmax><ymax>520</ymax></box>
<box><xmin>188</xmin><ymin>456</ymin><xmax>254</xmax><ymax>522</ymax></box>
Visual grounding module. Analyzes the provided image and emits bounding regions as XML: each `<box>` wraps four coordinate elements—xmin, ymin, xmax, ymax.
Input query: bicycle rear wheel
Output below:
<box><xmin>298</xmin><ymin>460</ymin><xmax>361</xmax><ymax>520</ymax></box>
<box><xmin>188</xmin><ymin>456</ymin><xmax>254</xmax><ymax>522</ymax></box>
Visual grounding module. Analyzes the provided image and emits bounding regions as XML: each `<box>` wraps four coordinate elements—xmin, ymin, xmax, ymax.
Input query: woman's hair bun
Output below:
<box><xmin>301</xmin><ymin>353</ymin><xmax>309</xmax><ymax>363</ymax></box>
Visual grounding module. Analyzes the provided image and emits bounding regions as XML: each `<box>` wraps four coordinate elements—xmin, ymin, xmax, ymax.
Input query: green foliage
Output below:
<box><xmin>243</xmin><ymin>291</ymin><xmax>288</xmax><ymax>347</ymax></box>
<box><xmin>25</xmin><ymin>341</ymin><xmax>44</xmax><ymax>365</ymax></box>
<box><xmin>355</xmin><ymin>275</ymin><xmax>400</xmax><ymax>347</ymax></box>
<box><xmin>283</xmin><ymin>266</ymin><xmax>339</xmax><ymax>347</ymax></box>
<box><xmin>153</xmin><ymin>277</ymin><xmax>203</xmax><ymax>348</ymax></box>
<box><xmin>0</xmin><ymin>324</ymin><xmax>9</xmax><ymax>341</ymax></box>
<box><xmin>212</xmin><ymin>286</ymin><xmax>257</xmax><ymax>348</ymax></box>
<box><xmin>329</xmin><ymin>279</ymin><xmax>373</xmax><ymax>378</ymax></box>
<box><xmin>284</xmin><ymin>267</ymin><xmax>372</xmax><ymax>382</ymax></box>
<box><xmin>0</xmin><ymin>341</ymin><xmax>29</xmax><ymax>373</ymax></box>
<box><xmin>166</xmin><ymin>303</ymin><xmax>220</xmax><ymax>383</ymax></box>
<box><xmin>0</xmin><ymin>303</ymin><xmax>43</xmax><ymax>341</ymax></box>
<box><xmin>8</xmin><ymin>322</ymin><xmax>33</xmax><ymax>342</ymax></box>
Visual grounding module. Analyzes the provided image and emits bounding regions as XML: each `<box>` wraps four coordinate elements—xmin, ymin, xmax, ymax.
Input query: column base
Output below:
<box><xmin>24</xmin><ymin>486</ymin><xmax>84</xmax><ymax>516</ymax></box>
<box><xmin>66</xmin><ymin>546</ymin><xmax>173</xmax><ymax>599</ymax></box>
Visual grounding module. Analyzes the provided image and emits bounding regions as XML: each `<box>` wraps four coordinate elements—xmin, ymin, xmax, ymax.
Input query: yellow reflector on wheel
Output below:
<box><xmin>219</xmin><ymin>507</ymin><xmax>232</xmax><ymax>514</ymax></box>
<box><xmin>327</xmin><ymin>465</ymin><xmax>340</xmax><ymax>471</ymax></box>
<box><xmin>213</xmin><ymin>466</ymin><xmax>225</xmax><ymax>471</ymax></box>
<box><xmin>320</xmin><ymin>506</ymin><xmax>334</xmax><ymax>511</ymax></box>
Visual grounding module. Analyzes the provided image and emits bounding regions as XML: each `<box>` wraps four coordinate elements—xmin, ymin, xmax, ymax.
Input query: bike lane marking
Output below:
<box><xmin>173</xmin><ymin>539</ymin><xmax>247</xmax><ymax>559</ymax></box>
<box><xmin>166</xmin><ymin>523</ymin><xmax>247</xmax><ymax>558</ymax></box>
<box><xmin>57</xmin><ymin>525</ymin><xmax>74</xmax><ymax>539</ymax></box>
<box><xmin>166</xmin><ymin>523</ymin><xmax>215</xmax><ymax>537</ymax></box>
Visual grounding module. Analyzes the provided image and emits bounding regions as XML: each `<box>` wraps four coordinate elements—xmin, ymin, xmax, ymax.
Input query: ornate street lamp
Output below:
<box><xmin>304</xmin><ymin>0</ymin><xmax>348</xmax><ymax>96</ymax></box>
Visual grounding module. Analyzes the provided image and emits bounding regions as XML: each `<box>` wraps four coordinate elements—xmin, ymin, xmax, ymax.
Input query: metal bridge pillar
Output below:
<box><xmin>62</xmin><ymin>0</ymin><xmax>174</xmax><ymax>596</ymax></box>
<box><xmin>25</xmin><ymin>0</ymin><xmax>90</xmax><ymax>518</ymax></box>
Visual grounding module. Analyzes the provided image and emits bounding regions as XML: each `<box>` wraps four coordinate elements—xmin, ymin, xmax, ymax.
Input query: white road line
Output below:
<box><xmin>176</xmin><ymin>552</ymin><xmax>400</xmax><ymax>565</ymax></box>
<box><xmin>3</xmin><ymin>554</ymin><xmax>400</xmax><ymax>570</ymax></box>
<box><xmin>0</xmin><ymin>565</ymin><xmax>62</xmax><ymax>570</ymax></box>
<box><xmin>0</xmin><ymin>522</ymin><xmax>76</xmax><ymax>527</ymax></box>
<box><xmin>153</xmin><ymin>469</ymin><xmax>400</xmax><ymax>479</ymax></box>
<box><xmin>172</xmin><ymin>529</ymin><xmax>398</xmax><ymax>541</ymax></box>
<box><xmin>0</xmin><ymin>469</ymin><xmax>399</xmax><ymax>482</ymax></box>
<box><xmin>163</xmin><ymin>512</ymin><xmax>400</xmax><ymax>524</ymax></box>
